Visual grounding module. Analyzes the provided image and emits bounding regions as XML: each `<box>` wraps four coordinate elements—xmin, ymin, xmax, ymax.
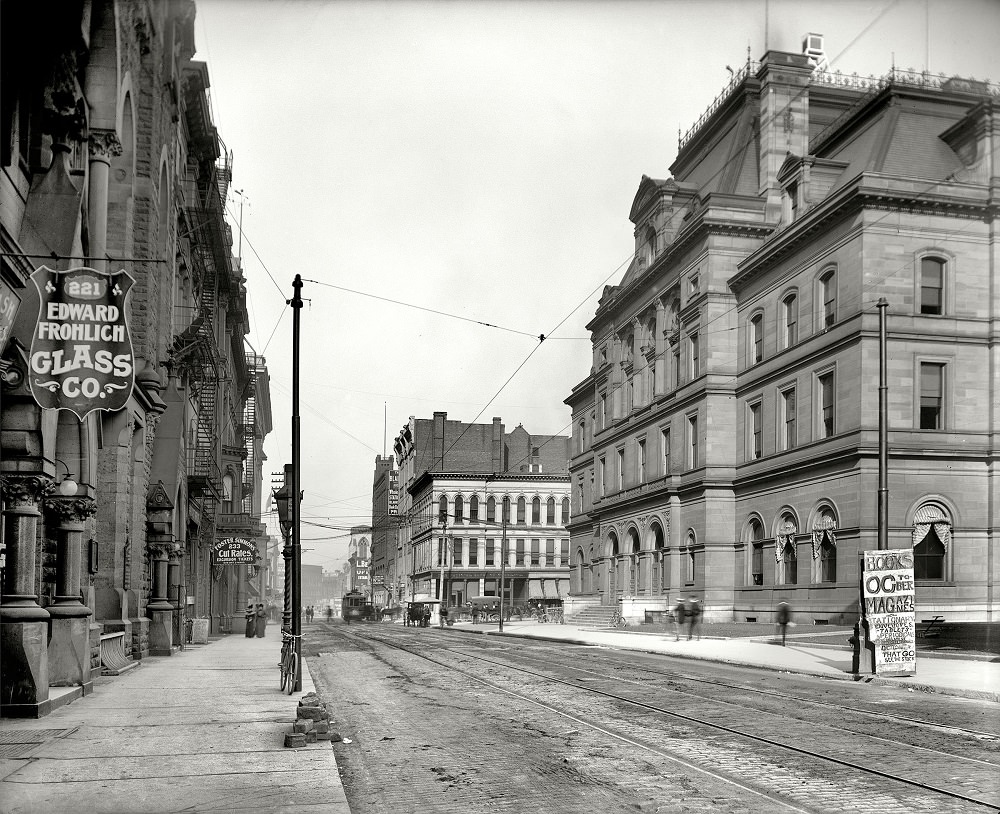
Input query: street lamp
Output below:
<box><xmin>273</xmin><ymin>476</ymin><xmax>293</xmax><ymax>631</ymax></box>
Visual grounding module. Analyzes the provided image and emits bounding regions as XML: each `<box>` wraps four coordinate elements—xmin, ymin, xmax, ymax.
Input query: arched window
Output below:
<box><xmin>486</xmin><ymin>496</ymin><xmax>496</xmax><ymax>523</ymax></box>
<box><xmin>561</xmin><ymin>497</ymin><xmax>570</xmax><ymax>525</ymax></box>
<box><xmin>820</xmin><ymin>269</ymin><xmax>837</xmax><ymax>328</ymax></box>
<box><xmin>781</xmin><ymin>541</ymin><xmax>797</xmax><ymax>585</ymax></box>
<box><xmin>546</xmin><ymin>497</ymin><xmax>556</xmax><ymax>525</ymax></box>
<box><xmin>811</xmin><ymin>508</ymin><xmax>838</xmax><ymax>583</ymax></box>
<box><xmin>531</xmin><ymin>497</ymin><xmax>541</xmax><ymax>524</ymax></box>
<box><xmin>222</xmin><ymin>472</ymin><xmax>234</xmax><ymax>514</ymax></box>
<box><xmin>782</xmin><ymin>292</ymin><xmax>798</xmax><ymax>348</ymax></box>
<box><xmin>920</xmin><ymin>257</ymin><xmax>944</xmax><ymax>315</ymax></box>
<box><xmin>912</xmin><ymin>503</ymin><xmax>951</xmax><ymax>581</ymax></box>
<box><xmin>438</xmin><ymin>496</ymin><xmax>448</xmax><ymax>523</ymax></box>
<box><xmin>454</xmin><ymin>494</ymin><xmax>464</xmax><ymax>524</ymax></box>
<box><xmin>820</xmin><ymin>538</ymin><xmax>836</xmax><ymax>583</ymax></box>
<box><xmin>503</xmin><ymin>497</ymin><xmax>512</xmax><ymax>524</ymax></box>
<box><xmin>748</xmin><ymin>518</ymin><xmax>764</xmax><ymax>585</ymax></box>
<box><xmin>516</xmin><ymin>497</ymin><xmax>526</xmax><ymax>524</ymax></box>
<box><xmin>749</xmin><ymin>313</ymin><xmax>763</xmax><ymax>364</ymax></box>
<box><xmin>915</xmin><ymin>528</ymin><xmax>946</xmax><ymax>580</ymax></box>
<box><xmin>685</xmin><ymin>531</ymin><xmax>696</xmax><ymax>584</ymax></box>
<box><xmin>469</xmin><ymin>495</ymin><xmax>479</xmax><ymax>523</ymax></box>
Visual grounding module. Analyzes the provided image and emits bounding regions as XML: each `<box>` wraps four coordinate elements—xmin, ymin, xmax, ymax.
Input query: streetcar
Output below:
<box><xmin>341</xmin><ymin>590</ymin><xmax>376</xmax><ymax>623</ymax></box>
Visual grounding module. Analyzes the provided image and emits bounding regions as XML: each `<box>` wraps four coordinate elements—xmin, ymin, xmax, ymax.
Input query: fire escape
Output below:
<box><xmin>174</xmin><ymin>68</ymin><xmax>232</xmax><ymax>552</ymax></box>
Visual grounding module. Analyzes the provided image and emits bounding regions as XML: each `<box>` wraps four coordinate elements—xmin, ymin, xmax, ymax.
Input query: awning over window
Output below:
<box><xmin>542</xmin><ymin>579</ymin><xmax>558</xmax><ymax>597</ymax></box>
<box><xmin>557</xmin><ymin>579</ymin><xmax>569</xmax><ymax>597</ymax></box>
<box><xmin>528</xmin><ymin>580</ymin><xmax>544</xmax><ymax>598</ymax></box>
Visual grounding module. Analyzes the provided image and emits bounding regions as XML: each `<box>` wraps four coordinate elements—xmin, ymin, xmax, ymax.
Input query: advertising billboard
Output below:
<box><xmin>861</xmin><ymin>548</ymin><xmax>916</xmax><ymax>676</ymax></box>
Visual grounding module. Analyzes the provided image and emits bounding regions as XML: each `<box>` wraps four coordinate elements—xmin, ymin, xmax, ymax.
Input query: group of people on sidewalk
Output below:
<box><xmin>671</xmin><ymin>596</ymin><xmax>703</xmax><ymax>641</ymax></box>
<box><xmin>244</xmin><ymin>603</ymin><xmax>267</xmax><ymax>638</ymax></box>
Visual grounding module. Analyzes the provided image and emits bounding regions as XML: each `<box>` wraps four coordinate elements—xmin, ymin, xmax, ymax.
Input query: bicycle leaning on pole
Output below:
<box><xmin>278</xmin><ymin>628</ymin><xmax>300</xmax><ymax>694</ymax></box>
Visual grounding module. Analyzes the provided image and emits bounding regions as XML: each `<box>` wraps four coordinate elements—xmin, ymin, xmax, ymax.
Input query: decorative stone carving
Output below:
<box><xmin>44</xmin><ymin>51</ymin><xmax>87</xmax><ymax>142</ymax></box>
<box><xmin>1</xmin><ymin>476</ymin><xmax>54</xmax><ymax>510</ymax></box>
<box><xmin>43</xmin><ymin>497</ymin><xmax>97</xmax><ymax>524</ymax></box>
<box><xmin>88</xmin><ymin>129</ymin><xmax>123</xmax><ymax>161</ymax></box>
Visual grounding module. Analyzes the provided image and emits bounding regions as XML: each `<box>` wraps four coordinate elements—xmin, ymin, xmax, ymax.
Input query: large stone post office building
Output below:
<box><xmin>565</xmin><ymin>44</ymin><xmax>999</xmax><ymax>625</ymax></box>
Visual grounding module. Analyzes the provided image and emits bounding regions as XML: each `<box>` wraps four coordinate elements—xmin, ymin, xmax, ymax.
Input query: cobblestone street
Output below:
<box><xmin>306</xmin><ymin>623</ymin><xmax>1000</xmax><ymax>814</ymax></box>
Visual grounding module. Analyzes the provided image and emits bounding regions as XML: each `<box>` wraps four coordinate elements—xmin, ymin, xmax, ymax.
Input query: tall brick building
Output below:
<box><xmin>566</xmin><ymin>45</ymin><xmax>999</xmax><ymax>625</ymax></box>
<box><xmin>370</xmin><ymin>454</ymin><xmax>400</xmax><ymax>610</ymax></box>
<box><xmin>1</xmin><ymin>0</ymin><xmax>270</xmax><ymax>717</ymax></box>
<box><xmin>393</xmin><ymin>413</ymin><xmax>571</xmax><ymax>608</ymax></box>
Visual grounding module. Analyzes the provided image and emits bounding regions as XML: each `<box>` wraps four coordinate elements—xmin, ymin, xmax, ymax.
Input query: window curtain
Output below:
<box><xmin>912</xmin><ymin>505</ymin><xmax>951</xmax><ymax>552</ymax></box>
<box><xmin>811</xmin><ymin>515</ymin><xmax>838</xmax><ymax>559</ymax></box>
<box><xmin>775</xmin><ymin>520</ymin><xmax>797</xmax><ymax>563</ymax></box>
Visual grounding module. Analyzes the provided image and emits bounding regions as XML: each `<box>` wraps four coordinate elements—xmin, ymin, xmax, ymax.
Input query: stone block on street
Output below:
<box><xmin>284</xmin><ymin>732</ymin><xmax>307</xmax><ymax>748</ymax></box>
<box><xmin>297</xmin><ymin>704</ymin><xmax>329</xmax><ymax>721</ymax></box>
<box><xmin>293</xmin><ymin>719</ymin><xmax>314</xmax><ymax>734</ymax></box>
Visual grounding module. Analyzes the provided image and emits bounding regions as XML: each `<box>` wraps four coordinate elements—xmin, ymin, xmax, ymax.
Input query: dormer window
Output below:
<box><xmin>688</xmin><ymin>273</ymin><xmax>700</xmax><ymax>298</ymax></box>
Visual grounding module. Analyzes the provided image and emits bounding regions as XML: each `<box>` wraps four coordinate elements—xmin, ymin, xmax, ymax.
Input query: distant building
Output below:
<box><xmin>348</xmin><ymin>526</ymin><xmax>372</xmax><ymax>598</ymax></box>
<box><xmin>566</xmin><ymin>44</ymin><xmax>1000</xmax><ymax>624</ymax></box>
<box><xmin>370</xmin><ymin>455</ymin><xmax>400</xmax><ymax>608</ymax></box>
<box><xmin>393</xmin><ymin>412</ymin><xmax>571</xmax><ymax>606</ymax></box>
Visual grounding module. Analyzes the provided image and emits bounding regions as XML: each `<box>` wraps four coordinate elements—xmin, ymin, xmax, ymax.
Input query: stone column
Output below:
<box><xmin>44</xmin><ymin>496</ymin><xmax>96</xmax><ymax>690</ymax></box>
<box><xmin>146</xmin><ymin>543</ymin><xmax>174</xmax><ymax>656</ymax></box>
<box><xmin>168</xmin><ymin>550</ymin><xmax>182</xmax><ymax>645</ymax></box>
<box><xmin>87</xmin><ymin>130</ymin><xmax>121</xmax><ymax>273</ymax></box>
<box><xmin>1</xmin><ymin>476</ymin><xmax>53</xmax><ymax>716</ymax></box>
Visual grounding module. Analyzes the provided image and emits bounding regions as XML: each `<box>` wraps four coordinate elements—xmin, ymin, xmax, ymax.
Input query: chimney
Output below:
<box><xmin>491</xmin><ymin>417</ymin><xmax>504</xmax><ymax>473</ymax></box>
<box><xmin>756</xmin><ymin>50</ymin><xmax>813</xmax><ymax>220</ymax></box>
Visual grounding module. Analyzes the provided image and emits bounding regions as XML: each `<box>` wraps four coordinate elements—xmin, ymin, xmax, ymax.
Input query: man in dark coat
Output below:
<box><xmin>776</xmin><ymin>601</ymin><xmax>791</xmax><ymax>646</ymax></box>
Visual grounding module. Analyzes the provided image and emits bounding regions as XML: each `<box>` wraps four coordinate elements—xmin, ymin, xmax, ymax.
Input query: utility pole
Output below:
<box><xmin>877</xmin><ymin>298</ymin><xmax>889</xmax><ymax>551</ymax></box>
<box><xmin>499</xmin><ymin>499</ymin><xmax>508</xmax><ymax>634</ymax></box>
<box><xmin>290</xmin><ymin>274</ymin><xmax>303</xmax><ymax>690</ymax></box>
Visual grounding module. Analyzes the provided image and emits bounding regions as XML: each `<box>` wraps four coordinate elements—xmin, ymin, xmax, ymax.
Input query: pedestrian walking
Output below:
<box><xmin>673</xmin><ymin>598</ymin><xmax>687</xmax><ymax>641</ymax></box>
<box><xmin>244</xmin><ymin>604</ymin><xmax>255</xmax><ymax>638</ymax></box>
<box><xmin>325</xmin><ymin>606</ymin><xmax>333</xmax><ymax>622</ymax></box>
<box><xmin>422</xmin><ymin>605</ymin><xmax>431</xmax><ymax>628</ymax></box>
<box><xmin>776</xmin><ymin>601</ymin><xmax>791</xmax><ymax>646</ymax></box>
<box><xmin>254</xmin><ymin>603</ymin><xmax>267</xmax><ymax>638</ymax></box>
<box><xmin>439</xmin><ymin>604</ymin><xmax>449</xmax><ymax>628</ymax></box>
<box><xmin>686</xmin><ymin>596</ymin><xmax>701</xmax><ymax>640</ymax></box>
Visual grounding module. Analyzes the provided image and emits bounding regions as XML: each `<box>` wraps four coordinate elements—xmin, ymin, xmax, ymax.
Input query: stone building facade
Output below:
<box><xmin>0</xmin><ymin>0</ymin><xmax>270</xmax><ymax>717</ymax></box>
<box><xmin>566</xmin><ymin>47</ymin><xmax>999</xmax><ymax>625</ymax></box>
<box><xmin>370</xmin><ymin>454</ymin><xmax>400</xmax><ymax>610</ymax></box>
<box><xmin>393</xmin><ymin>412</ymin><xmax>571</xmax><ymax>607</ymax></box>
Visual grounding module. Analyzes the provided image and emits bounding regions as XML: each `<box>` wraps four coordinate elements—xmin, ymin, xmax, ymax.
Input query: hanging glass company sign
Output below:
<box><xmin>28</xmin><ymin>266</ymin><xmax>135</xmax><ymax>418</ymax></box>
<box><xmin>213</xmin><ymin>538</ymin><xmax>257</xmax><ymax>565</ymax></box>
<box><xmin>862</xmin><ymin>549</ymin><xmax>916</xmax><ymax>676</ymax></box>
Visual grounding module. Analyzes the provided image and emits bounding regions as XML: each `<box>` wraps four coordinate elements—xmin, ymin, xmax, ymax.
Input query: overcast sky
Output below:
<box><xmin>194</xmin><ymin>0</ymin><xmax>1000</xmax><ymax>571</ymax></box>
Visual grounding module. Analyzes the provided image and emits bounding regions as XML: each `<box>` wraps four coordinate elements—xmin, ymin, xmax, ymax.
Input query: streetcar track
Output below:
<box><xmin>324</xmin><ymin>624</ymin><xmax>999</xmax><ymax>812</ymax></box>
<box><xmin>448</xmin><ymin>641</ymin><xmax>1000</xmax><ymax>766</ymax></box>
<box><xmin>325</xmin><ymin>627</ymin><xmax>817</xmax><ymax>814</ymax></box>
<box><xmin>454</xmin><ymin>633</ymin><xmax>1000</xmax><ymax>742</ymax></box>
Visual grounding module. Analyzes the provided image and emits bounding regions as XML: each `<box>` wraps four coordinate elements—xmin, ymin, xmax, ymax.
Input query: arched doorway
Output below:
<box><xmin>648</xmin><ymin>521</ymin><xmax>666</xmax><ymax>594</ymax></box>
<box><xmin>607</xmin><ymin>532</ymin><xmax>619</xmax><ymax>601</ymax></box>
<box><xmin>626</xmin><ymin>527</ymin><xmax>640</xmax><ymax>595</ymax></box>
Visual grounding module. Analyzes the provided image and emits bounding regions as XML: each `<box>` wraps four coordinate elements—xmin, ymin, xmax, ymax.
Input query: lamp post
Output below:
<box><xmin>273</xmin><ymin>472</ymin><xmax>293</xmax><ymax>631</ymax></box>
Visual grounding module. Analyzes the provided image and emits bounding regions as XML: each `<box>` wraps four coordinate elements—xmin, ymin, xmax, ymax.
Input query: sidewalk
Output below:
<box><xmin>454</xmin><ymin>620</ymin><xmax>1000</xmax><ymax>703</ymax></box>
<box><xmin>0</xmin><ymin>626</ymin><xmax>350</xmax><ymax>814</ymax></box>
